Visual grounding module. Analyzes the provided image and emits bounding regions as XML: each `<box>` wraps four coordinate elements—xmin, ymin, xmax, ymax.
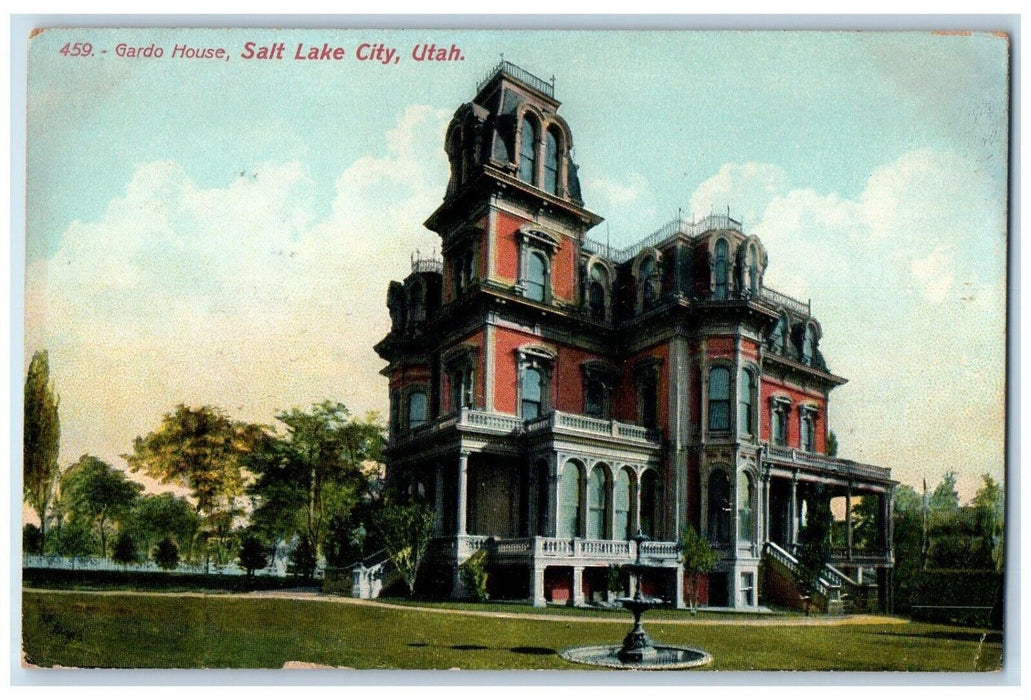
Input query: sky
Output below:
<box><xmin>23</xmin><ymin>28</ymin><xmax>1009</xmax><ymax>508</ymax></box>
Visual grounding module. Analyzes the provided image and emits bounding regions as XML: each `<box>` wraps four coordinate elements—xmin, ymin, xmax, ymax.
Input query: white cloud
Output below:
<box><xmin>688</xmin><ymin>162</ymin><xmax>789</xmax><ymax>227</ymax></box>
<box><xmin>584</xmin><ymin>172</ymin><xmax>649</xmax><ymax>209</ymax></box>
<box><xmin>26</xmin><ymin>105</ymin><xmax>451</xmax><ymax>477</ymax></box>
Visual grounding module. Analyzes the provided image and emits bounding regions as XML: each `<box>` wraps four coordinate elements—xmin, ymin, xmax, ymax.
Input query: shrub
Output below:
<box><xmin>112</xmin><ymin>532</ymin><xmax>139</xmax><ymax>565</ymax></box>
<box><xmin>153</xmin><ymin>537</ymin><xmax>180</xmax><ymax>570</ymax></box>
<box><xmin>23</xmin><ymin>524</ymin><xmax>44</xmax><ymax>555</ymax></box>
<box><xmin>459</xmin><ymin>549</ymin><xmax>489</xmax><ymax>602</ymax></box>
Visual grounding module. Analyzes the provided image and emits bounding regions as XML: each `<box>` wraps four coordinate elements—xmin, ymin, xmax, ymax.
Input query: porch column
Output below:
<box><xmin>434</xmin><ymin>461</ymin><xmax>444</xmax><ymax>535</ymax></box>
<box><xmin>633</xmin><ymin>473</ymin><xmax>642</xmax><ymax>534</ymax></box>
<box><xmin>881</xmin><ymin>490</ymin><xmax>892</xmax><ymax>553</ymax></box>
<box><xmin>762</xmin><ymin>472</ymin><xmax>771</xmax><ymax>545</ymax></box>
<box><xmin>456</xmin><ymin>451</ymin><xmax>469</xmax><ymax>536</ymax></box>
<box><xmin>846</xmin><ymin>483</ymin><xmax>853</xmax><ymax>560</ymax></box>
<box><xmin>788</xmin><ymin>473</ymin><xmax>799</xmax><ymax>546</ymax></box>
<box><xmin>572</xmin><ymin>566</ymin><xmax>585</xmax><ymax>606</ymax></box>
<box><xmin>546</xmin><ymin>453</ymin><xmax>559</xmax><ymax>537</ymax></box>
<box><xmin>674</xmin><ymin>565</ymin><xmax>685</xmax><ymax>609</ymax></box>
<box><xmin>531</xmin><ymin>565</ymin><xmax>546</xmax><ymax>607</ymax></box>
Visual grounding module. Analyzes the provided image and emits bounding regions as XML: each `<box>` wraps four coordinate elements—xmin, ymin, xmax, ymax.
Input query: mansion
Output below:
<box><xmin>374</xmin><ymin>62</ymin><xmax>895</xmax><ymax>611</ymax></box>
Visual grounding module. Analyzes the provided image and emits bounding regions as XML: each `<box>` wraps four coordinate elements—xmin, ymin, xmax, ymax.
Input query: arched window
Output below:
<box><xmin>519</xmin><ymin>116</ymin><xmax>537</xmax><ymax>184</ymax></box>
<box><xmin>747</xmin><ymin>244</ymin><xmax>760</xmax><ymax>296</ymax></box>
<box><xmin>639</xmin><ymin>256</ymin><xmax>658</xmax><ymax>310</ymax></box>
<box><xmin>739</xmin><ymin>368</ymin><xmax>756</xmax><ymax>436</ymax></box>
<box><xmin>738</xmin><ymin>473</ymin><xmax>755</xmax><ymax>543</ymax></box>
<box><xmin>407</xmin><ymin>390</ymin><xmax>427</xmax><ymax>429</ymax></box>
<box><xmin>587</xmin><ymin>465</ymin><xmax>608</xmax><ymax>540</ymax></box>
<box><xmin>614</xmin><ymin>468</ymin><xmax>632</xmax><ymax>540</ymax></box>
<box><xmin>588</xmin><ymin>264</ymin><xmax>607</xmax><ymax>320</ymax></box>
<box><xmin>708</xmin><ymin>367</ymin><xmax>731</xmax><ymax>431</ymax></box>
<box><xmin>640</xmin><ymin>470</ymin><xmax>660</xmax><ymax>539</ymax></box>
<box><xmin>558</xmin><ymin>461</ymin><xmax>582</xmax><ymax>538</ymax></box>
<box><xmin>714</xmin><ymin>239</ymin><xmax>729</xmax><ymax>300</ymax></box>
<box><xmin>521</xmin><ymin>366</ymin><xmax>544</xmax><ymax>419</ymax></box>
<box><xmin>802</xmin><ymin>325</ymin><xmax>816</xmax><ymax>365</ymax></box>
<box><xmin>544</xmin><ymin>128</ymin><xmax>560</xmax><ymax>195</ymax></box>
<box><xmin>770</xmin><ymin>313</ymin><xmax>788</xmax><ymax>353</ymax></box>
<box><xmin>707</xmin><ymin>470</ymin><xmax>731</xmax><ymax>544</ymax></box>
<box><xmin>525</xmin><ymin>251</ymin><xmax>547</xmax><ymax>302</ymax></box>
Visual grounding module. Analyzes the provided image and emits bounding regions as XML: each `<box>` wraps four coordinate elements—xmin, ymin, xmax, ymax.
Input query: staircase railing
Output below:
<box><xmin>764</xmin><ymin>541</ymin><xmax>842</xmax><ymax>601</ymax></box>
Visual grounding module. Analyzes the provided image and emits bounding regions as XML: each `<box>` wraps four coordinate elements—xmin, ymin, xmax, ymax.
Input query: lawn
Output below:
<box><xmin>22</xmin><ymin>590</ymin><xmax>1003</xmax><ymax>671</ymax></box>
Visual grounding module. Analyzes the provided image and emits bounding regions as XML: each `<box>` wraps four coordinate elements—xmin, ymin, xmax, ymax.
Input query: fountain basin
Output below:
<box><xmin>559</xmin><ymin>644</ymin><xmax>713</xmax><ymax>670</ymax></box>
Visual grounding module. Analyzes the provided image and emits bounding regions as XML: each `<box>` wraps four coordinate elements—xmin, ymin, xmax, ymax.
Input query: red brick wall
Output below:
<box><xmin>492</xmin><ymin>210</ymin><xmax>577</xmax><ymax>303</ymax></box>
<box><xmin>760</xmin><ymin>378</ymin><xmax>827</xmax><ymax>452</ymax></box>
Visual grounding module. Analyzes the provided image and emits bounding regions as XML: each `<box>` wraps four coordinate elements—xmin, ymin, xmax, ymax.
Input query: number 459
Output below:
<box><xmin>60</xmin><ymin>42</ymin><xmax>93</xmax><ymax>57</ymax></box>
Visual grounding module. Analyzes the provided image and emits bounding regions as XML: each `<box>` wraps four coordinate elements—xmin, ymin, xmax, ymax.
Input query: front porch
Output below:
<box><xmin>425</xmin><ymin>534</ymin><xmax>683</xmax><ymax>607</ymax></box>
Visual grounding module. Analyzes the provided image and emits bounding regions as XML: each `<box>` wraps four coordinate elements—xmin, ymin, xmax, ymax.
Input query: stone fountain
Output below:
<box><xmin>558</xmin><ymin>532</ymin><xmax>713</xmax><ymax>670</ymax></box>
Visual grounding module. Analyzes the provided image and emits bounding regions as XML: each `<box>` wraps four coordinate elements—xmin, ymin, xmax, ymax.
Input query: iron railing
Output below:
<box><xmin>582</xmin><ymin>213</ymin><xmax>743</xmax><ymax>264</ymax></box>
<box><xmin>477</xmin><ymin>60</ymin><xmax>555</xmax><ymax>98</ymax></box>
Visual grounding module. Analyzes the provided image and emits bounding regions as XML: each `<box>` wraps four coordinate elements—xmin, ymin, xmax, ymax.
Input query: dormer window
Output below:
<box><xmin>802</xmin><ymin>323</ymin><xmax>817</xmax><ymax>365</ymax></box>
<box><xmin>519</xmin><ymin>115</ymin><xmax>538</xmax><ymax>185</ymax></box>
<box><xmin>769</xmin><ymin>313</ymin><xmax>788</xmax><ymax>354</ymax></box>
<box><xmin>714</xmin><ymin>239</ymin><xmax>729</xmax><ymax>300</ymax></box>
<box><xmin>634</xmin><ymin>251</ymin><xmax>661</xmax><ymax>313</ymax></box>
<box><xmin>406</xmin><ymin>282</ymin><xmax>425</xmax><ymax>326</ymax></box>
<box><xmin>587</xmin><ymin>263</ymin><xmax>609</xmax><ymax>320</ymax></box>
<box><xmin>544</xmin><ymin>128</ymin><xmax>560</xmax><ymax>195</ymax></box>
<box><xmin>746</xmin><ymin>244</ymin><xmax>760</xmax><ymax>296</ymax></box>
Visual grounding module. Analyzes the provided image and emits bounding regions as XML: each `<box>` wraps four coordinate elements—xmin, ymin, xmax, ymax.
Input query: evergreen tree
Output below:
<box><xmin>238</xmin><ymin>534</ymin><xmax>269</xmax><ymax>577</ymax></box>
<box><xmin>24</xmin><ymin>350</ymin><xmax>60</xmax><ymax>548</ymax></box>
<box><xmin>112</xmin><ymin>532</ymin><xmax>139</xmax><ymax>566</ymax></box>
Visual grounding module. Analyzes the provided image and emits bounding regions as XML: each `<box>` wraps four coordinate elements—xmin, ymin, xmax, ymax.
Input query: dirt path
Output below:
<box><xmin>24</xmin><ymin>587</ymin><xmax>908</xmax><ymax>627</ymax></box>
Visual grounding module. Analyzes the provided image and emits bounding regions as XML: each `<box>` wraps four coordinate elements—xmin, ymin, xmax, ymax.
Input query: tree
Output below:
<box><xmin>23</xmin><ymin>524</ymin><xmax>44</xmax><ymax>555</ymax></box>
<box><xmin>24</xmin><ymin>350</ymin><xmax>60</xmax><ymax>548</ymax></box>
<box><xmin>128</xmin><ymin>493</ymin><xmax>201</xmax><ymax>563</ymax></box>
<box><xmin>288</xmin><ymin>535</ymin><xmax>318</xmax><ymax>580</ymax></box>
<box><xmin>238</xmin><ymin>534</ymin><xmax>269</xmax><ymax>577</ymax></box>
<box><xmin>372</xmin><ymin>500</ymin><xmax>436</xmax><ymax>597</ymax></box>
<box><xmin>125</xmin><ymin>405</ymin><xmax>263</xmax><ymax>564</ymax></box>
<box><xmin>680</xmin><ymin>524</ymin><xmax>719</xmax><ymax>612</ymax></box>
<box><xmin>247</xmin><ymin>402</ymin><xmax>384</xmax><ymax>567</ymax></box>
<box><xmin>112</xmin><ymin>532</ymin><xmax>139</xmax><ymax>566</ymax></box>
<box><xmin>63</xmin><ymin>455</ymin><xmax>143</xmax><ymax>558</ymax></box>
<box><xmin>971</xmin><ymin>474</ymin><xmax>1004</xmax><ymax>573</ymax></box>
<box><xmin>793</xmin><ymin>490</ymin><xmax>832</xmax><ymax>615</ymax></box>
<box><xmin>826</xmin><ymin>430</ymin><xmax>838</xmax><ymax>457</ymax></box>
<box><xmin>929</xmin><ymin>471</ymin><xmax>960</xmax><ymax>514</ymax></box>
<box><xmin>153</xmin><ymin>537</ymin><xmax>180</xmax><ymax>570</ymax></box>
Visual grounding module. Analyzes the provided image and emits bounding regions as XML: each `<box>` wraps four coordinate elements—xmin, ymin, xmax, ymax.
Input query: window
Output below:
<box><xmin>452</xmin><ymin>247</ymin><xmax>475</xmax><ymax>297</ymax></box>
<box><xmin>802</xmin><ymin>324</ymin><xmax>816</xmax><ymax>365</ymax></box>
<box><xmin>587</xmin><ymin>465</ymin><xmax>608</xmax><ymax>540</ymax></box>
<box><xmin>740</xmin><ymin>572</ymin><xmax>755</xmax><ymax>607</ymax></box>
<box><xmin>771</xmin><ymin>402</ymin><xmax>788</xmax><ymax>446</ymax></box>
<box><xmin>451</xmin><ymin>365</ymin><xmax>474</xmax><ymax>412</ymax></box>
<box><xmin>739</xmin><ymin>368</ymin><xmax>756</xmax><ymax>436</ymax></box>
<box><xmin>544</xmin><ymin>128</ymin><xmax>560</xmax><ymax>195</ymax></box>
<box><xmin>389</xmin><ymin>390</ymin><xmax>401</xmax><ymax>435</ymax></box>
<box><xmin>708</xmin><ymin>367</ymin><xmax>730</xmax><ymax>431</ymax></box>
<box><xmin>519</xmin><ymin>115</ymin><xmax>537</xmax><ymax>184</ymax></box>
<box><xmin>639</xmin><ymin>255</ymin><xmax>659</xmax><ymax>311</ymax></box>
<box><xmin>714</xmin><ymin>239</ymin><xmax>729</xmax><ymax>300</ymax></box>
<box><xmin>407</xmin><ymin>390</ymin><xmax>427</xmax><ymax>429</ymax></box>
<box><xmin>588</xmin><ymin>263</ymin><xmax>608</xmax><ymax>320</ymax></box>
<box><xmin>614</xmin><ymin>468</ymin><xmax>632</xmax><ymax>540</ymax></box>
<box><xmin>584</xmin><ymin>378</ymin><xmax>607</xmax><ymax>418</ymax></box>
<box><xmin>800</xmin><ymin>409</ymin><xmax>816</xmax><ymax>452</ymax></box>
<box><xmin>637</xmin><ymin>369</ymin><xmax>658</xmax><ymax>428</ymax></box>
<box><xmin>769</xmin><ymin>313</ymin><xmax>788</xmax><ymax>353</ymax></box>
<box><xmin>640</xmin><ymin>470</ymin><xmax>659</xmax><ymax>539</ymax></box>
<box><xmin>522</xmin><ymin>366</ymin><xmax>544</xmax><ymax>419</ymax></box>
<box><xmin>558</xmin><ymin>461</ymin><xmax>582</xmax><ymax>538</ymax></box>
<box><xmin>707</xmin><ymin>470</ymin><xmax>731</xmax><ymax>544</ymax></box>
<box><xmin>407</xmin><ymin>282</ymin><xmax>425</xmax><ymax>325</ymax></box>
<box><xmin>525</xmin><ymin>251</ymin><xmax>548</xmax><ymax>302</ymax></box>
<box><xmin>738</xmin><ymin>473</ymin><xmax>755</xmax><ymax>543</ymax></box>
<box><xmin>747</xmin><ymin>244</ymin><xmax>760</xmax><ymax>296</ymax></box>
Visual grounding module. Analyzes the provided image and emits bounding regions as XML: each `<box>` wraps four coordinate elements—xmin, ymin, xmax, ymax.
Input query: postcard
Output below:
<box><xmin>19</xmin><ymin>25</ymin><xmax>1009</xmax><ymax>673</ymax></box>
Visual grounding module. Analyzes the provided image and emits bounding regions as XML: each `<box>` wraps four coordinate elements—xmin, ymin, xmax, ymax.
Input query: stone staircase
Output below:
<box><xmin>762</xmin><ymin>541</ymin><xmax>846</xmax><ymax>615</ymax></box>
<box><xmin>323</xmin><ymin>549</ymin><xmax>402</xmax><ymax>599</ymax></box>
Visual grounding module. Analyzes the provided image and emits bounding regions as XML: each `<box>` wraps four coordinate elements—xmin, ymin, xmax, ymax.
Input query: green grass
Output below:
<box><xmin>22</xmin><ymin>590</ymin><xmax>1003</xmax><ymax>671</ymax></box>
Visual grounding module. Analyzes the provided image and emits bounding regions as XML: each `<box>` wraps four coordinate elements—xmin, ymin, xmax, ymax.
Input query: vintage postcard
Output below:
<box><xmin>19</xmin><ymin>25</ymin><xmax>1010</xmax><ymax>673</ymax></box>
